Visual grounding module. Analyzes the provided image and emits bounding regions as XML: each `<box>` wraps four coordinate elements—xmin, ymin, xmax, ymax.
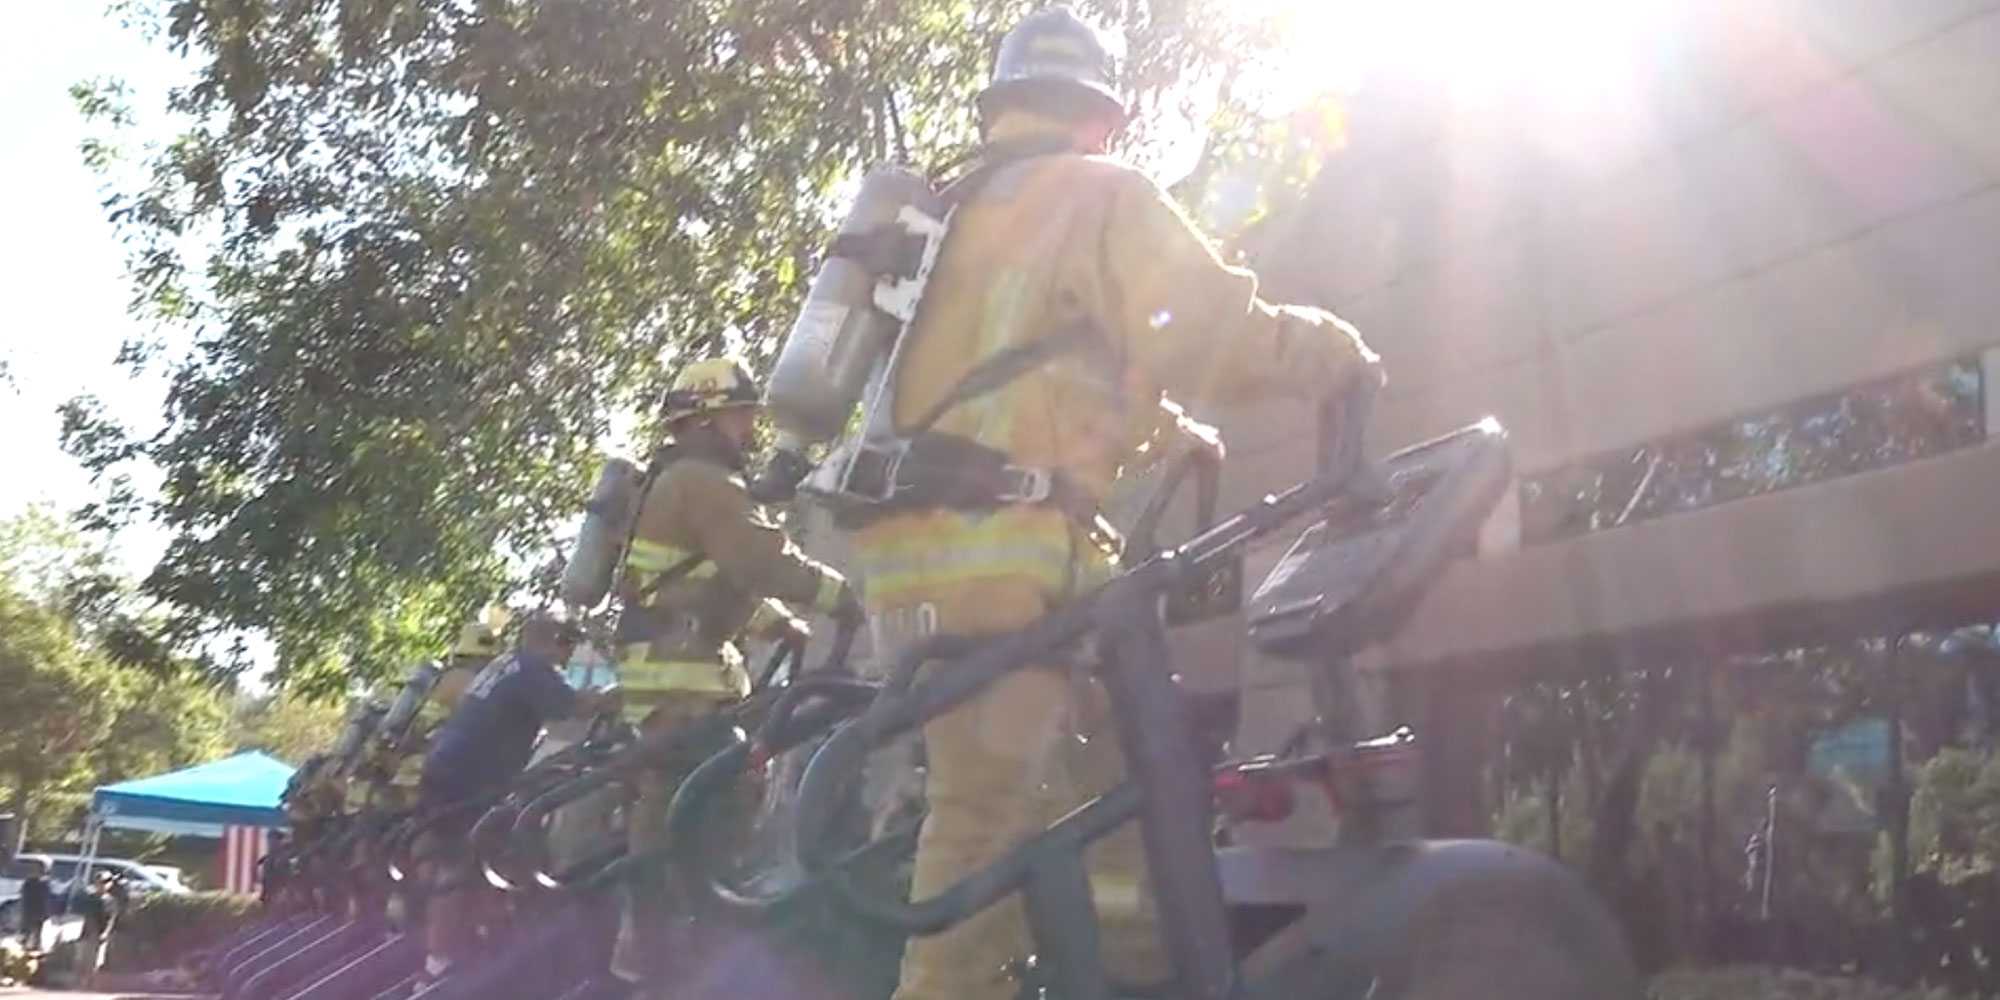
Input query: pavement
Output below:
<box><xmin>1</xmin><ymin>988</ymin><xmax>204</xmax><ymax>1000</ymax></box>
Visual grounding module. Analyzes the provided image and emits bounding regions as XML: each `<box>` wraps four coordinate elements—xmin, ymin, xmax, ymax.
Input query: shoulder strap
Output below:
<box><xmin>905</xmin><ymin>323</ymin><xmax>1107</xmax><ymax>437</ymax></box>
<box><xmin>619</xmin><ymin>446</ymin><xmax>713</xmax><ymax>606</ymax></box>
<box><xmin>899</xmin><ymin>135</ymin><xmax>1106</xmax><ymax>439</ymax></box>
<box><xmin>937</xmin><ymin>134</ymin><xmax>1078</xmax><ymax>208</ymax></box>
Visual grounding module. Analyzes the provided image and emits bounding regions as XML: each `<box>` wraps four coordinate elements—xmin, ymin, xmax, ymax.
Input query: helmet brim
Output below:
<box><xmin>978</xmin><ymin>75</ymin><xmax>1129</xmax><ymax>125</ymax></box>
<box><xmin>665</xmin><ymin>399</ymin><xmax>763</xmax><ymax>425</ymax></box>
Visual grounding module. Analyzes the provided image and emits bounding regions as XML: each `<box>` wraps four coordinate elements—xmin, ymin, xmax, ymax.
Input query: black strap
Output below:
<box><xmin>620</xmin><ymin>447</ymin><xmax>713</xmax><ymax>609</ymax></box>
<box><xmin>838</xmin><ymin>430</ymin><xmax>1121</xmax><ymax>555</ymax></box>
<box><xmin>904</xmin><ymin>323</ymin><xmax>1106</xmax><ymax>438</ymax></box>
<box><xmin>937</xmin><ymin>134</ymin><xmax>1080</xmax><ymax>207</ymax></box>
<box><xmin>897</xmin><ymin>135</ymin><xmax>1117</xmax><ymax>438</ymax></box>
<box><xmin>826</xmin><ymin>137</ymin><xmax>1075</xmax><ymax>282</ymax></box>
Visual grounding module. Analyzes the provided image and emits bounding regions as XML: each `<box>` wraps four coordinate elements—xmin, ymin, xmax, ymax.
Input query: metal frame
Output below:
<box><xmin>768</xmin><ymin>387</ymin><xmax>1635</xmax><ymax>1000</ymax></box>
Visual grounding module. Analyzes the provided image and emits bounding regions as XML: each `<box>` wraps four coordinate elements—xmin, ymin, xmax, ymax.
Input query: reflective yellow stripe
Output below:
<box><xmin>746</xmin><ymin>599</ymin><xmax>787</xmax><ymax>634</ymax></box>
<box><xmin>614</xmin><ymin>639</ymin><xmax>749</xmax><ymax>718</ymax></box>
<box><xmin>814</xmin><ymin>573</ymin><xmax>846</xmax><ymax>613</ymax></box>
<box><xmin>853</xmin><ymin>509</ymin><xmax>1111</xmax><ymax>608</ymax></box>
<box><xmin>625</xmin><ymin>539</ymin><xmax>720</xmax><ymax>579</ymax></box>
<box><xmin>1091</xmin><ymin>878</ymin><xmax>1147</xmax><ymax>917</ymax></box>
<box><xmin>620</xmin><ymin>660</ymin><xmax>740</xmax><ymax>692</ymax></box>
<box><xmin>391</xmin><ymin>755</ymin><xmax>424</xmax><ymax>788</ymax></box>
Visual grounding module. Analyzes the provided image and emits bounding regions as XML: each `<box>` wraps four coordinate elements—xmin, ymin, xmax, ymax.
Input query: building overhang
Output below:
<box><xmin>1371</xmin><ymin>441</ymin><xmax>2000</xmax><ymax>678</ymax></box>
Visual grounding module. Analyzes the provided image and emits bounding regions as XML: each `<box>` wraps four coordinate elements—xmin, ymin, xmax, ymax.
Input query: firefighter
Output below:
<box><xmin>346</xmin><ymin>623</ymin><xmax>505</xmax><ymax>930</ymax></box>
<box><xmin>606</xmin><ymin>356</ymin><xmax>862</xmax><ymax>989</ymax></box>
<box><xmin>835</xmin><ymin>7</ymin><xmax>1383</xmax><ymax>1000</ymax></box>
<box><xmin>356</xmin><ymin>622</ymin><xmax>506</xmax><ymax>812</ymax></box>
<box><xmin>412</xmin><ymin>611</ymin><xmax>614</xmax><ymax>985</ymax></box>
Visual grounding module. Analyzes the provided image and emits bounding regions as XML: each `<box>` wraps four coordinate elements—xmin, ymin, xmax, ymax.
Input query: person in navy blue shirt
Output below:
<box><xmin>411</xmin><ymin>611</ymin><xmax>617</xmax><ymax>982</ymax></box>
<box><xmin>421</xmin><ymin>634</ymin><xmax>595</xmax><ymax>804</ymax></box>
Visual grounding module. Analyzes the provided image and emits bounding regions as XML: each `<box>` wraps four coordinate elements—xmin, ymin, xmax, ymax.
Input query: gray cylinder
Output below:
<box><xmin>559</xmin><ymin>456</ymin><xmax>646</xmax><ymax>609</ymax></box>
<box><xmin>331</xmin><ymin>698</ymin><xmax>388</xmax><ymax>771</ymax></box>
<box><xmin>764</xmin><ymin>164</ymin><xmax>943</xmax><ymax>450</ymax></box>
<box><xmin>374</xmin><ymin>661</ymin><xmax>446</xmax><ymax>750</ymax></box>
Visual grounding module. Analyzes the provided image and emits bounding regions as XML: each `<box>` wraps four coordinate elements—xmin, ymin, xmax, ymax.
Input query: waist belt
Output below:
<box><xmin>833</xmin><ymin>433</ymin><xmax>1121</xmax><ymax>555</ymax></box>
<box><xmin>613</xmin><ymin>603</ymin><xmax>716</xmax><ymax>650</ymax></box>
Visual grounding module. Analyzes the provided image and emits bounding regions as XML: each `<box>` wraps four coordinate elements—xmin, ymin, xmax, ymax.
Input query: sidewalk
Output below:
<box><xmin>1</xmin><ymin>987</ymin><xmax>206</xmax><ymax>1000</ymax></box>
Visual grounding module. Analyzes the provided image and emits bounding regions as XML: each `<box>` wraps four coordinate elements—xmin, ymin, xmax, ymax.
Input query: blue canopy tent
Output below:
<box><xmin>89</xmin><ymin>751</ymin><xmax>295</xmax><ymax>836</ymax></box>
<box><xmin>68</xmin><ymin>752</ymin><xmax>295</xmax><ymax>895</ymax></box>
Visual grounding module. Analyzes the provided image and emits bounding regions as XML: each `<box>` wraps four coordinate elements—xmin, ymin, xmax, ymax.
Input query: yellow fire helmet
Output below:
<box><xmin>660</xmin><ymin>357</ymin><xmax>762</xmax><ymax>426</ymax></box>
<box><xmin>451</xmin><ymin>620</ymin><xmax>505</xmax><ymax>662</ymax></box>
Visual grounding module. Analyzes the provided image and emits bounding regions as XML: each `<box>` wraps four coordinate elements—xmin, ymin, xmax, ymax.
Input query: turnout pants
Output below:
<box><xmin>876</xmin><ymin>577</ymin><xmax>1167</xmax><ymax>1000</ymax></box>
<box><xmin>610</xmin><ymin>691</ymin><xmax>758</xmax><ymax>985</ymax></box>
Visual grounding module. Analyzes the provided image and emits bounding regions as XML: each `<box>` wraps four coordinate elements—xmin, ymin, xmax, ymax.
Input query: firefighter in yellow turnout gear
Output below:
<box><xmin>835</xmin><ymin>8</ymin><xmax>1383</xmax><ymax>1000</ymax></box>
<box><xmin>608</xmin><ymin>357</ymin><xmax>861</xmax><ymax>987</ymax></box>
<box><xmin>351</xmin><ymin>622</ymin><xmax>504</xmax><ymax>813</ymax></box>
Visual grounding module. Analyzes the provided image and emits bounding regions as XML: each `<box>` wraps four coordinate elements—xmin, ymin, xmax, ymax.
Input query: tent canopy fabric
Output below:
<box><xmin>90</xmin><ymin>751</ymin><xmax>295</xmax><ymax>835</ymax></box>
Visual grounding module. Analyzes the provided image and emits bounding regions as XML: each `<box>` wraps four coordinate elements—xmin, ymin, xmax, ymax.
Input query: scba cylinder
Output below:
<box><xmin>558</xmin><ymin>455</ymin><xmax>645</xmax><ymax>609</ymax></box>
<box><xmin>331</xmin><ymin>698</ymin><xmax>387</xmax><ymax>770</ymax></box>
<box><xmin>764</xmin><ymin>164</ymin><xmax>944</xmax><ymax>453</ymax></box>
<box><xmin>374</xmin><ymin>661</ymin><xmax>445</xmax><ymax>747</ymax></box>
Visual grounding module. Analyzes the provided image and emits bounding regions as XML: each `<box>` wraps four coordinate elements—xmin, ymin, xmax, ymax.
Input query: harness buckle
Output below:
<box><xmin>996</xmin><ymin>465</ymin><xmax>1054</xmax><ymax>504</ymax></box>
<box><xmin>826</xmin><ymin>440</ymin><xmax>910</xmax><ymax>505</ymax></box>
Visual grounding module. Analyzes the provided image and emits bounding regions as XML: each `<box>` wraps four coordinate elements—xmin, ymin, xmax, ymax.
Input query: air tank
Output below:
<box><xmin>763</xmin><ymin>164</ymin><xmax>945</xmax><ymax>460</ymax></box>
<box><xmin>373</xmin><ymin>661</ymin><xmax>445</xmax><ymax>751</ymax></box>
<box><xmin>330</xmin><ymin>697</ymin><xmax>388</xmax><ymax>771</ymax></box>
<box><xmin>559</xmin><ymin>455</ymin><xmax>646</xmax><ymax>609</ymax></box>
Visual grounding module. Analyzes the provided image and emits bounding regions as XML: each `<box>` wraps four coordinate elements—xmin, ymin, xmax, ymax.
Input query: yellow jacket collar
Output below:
<box><xmin>981</xmin><ymin>110</ymin><xmax>1081</xmax><ymax>152</ymax></box>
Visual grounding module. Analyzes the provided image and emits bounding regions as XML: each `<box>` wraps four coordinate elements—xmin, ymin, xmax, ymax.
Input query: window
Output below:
<box><xmin>1520</xmin><ymin>358</ymin><xmax>1985</xmax><ymax>545</ymax></box>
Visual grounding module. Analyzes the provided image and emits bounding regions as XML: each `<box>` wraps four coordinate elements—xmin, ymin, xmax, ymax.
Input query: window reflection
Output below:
<box><xmin>1520</xmin><ymin>359</ymin><xmax>1985</xmax><ymax>545</ymax></box>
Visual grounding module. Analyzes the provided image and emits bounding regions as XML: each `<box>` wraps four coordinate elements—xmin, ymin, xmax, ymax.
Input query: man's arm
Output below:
<box><xmin>1089</xmin><ymin>167</ymin><xmax>1379</xmax><ymax>408</ymax></box>
<box><xmin>519</xmin><ymin>658</ymin><xmax>581</xmax><ymax>724</ymax></box>
<box><xmin>674</xmin><ymin>463</ymin><xmax>854</xmax><ymax>618</ymax></box>
<box><xmin>747</xmin><ymin>597</ymin><xmax>812</xmax><ymax>642</ymax></box>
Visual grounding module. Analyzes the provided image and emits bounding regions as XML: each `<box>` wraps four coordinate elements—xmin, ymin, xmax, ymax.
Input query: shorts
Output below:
<box><xmin>411</xmin><ymin>781</ymin><xmax>487</xmax><ymax>895</ymax></box>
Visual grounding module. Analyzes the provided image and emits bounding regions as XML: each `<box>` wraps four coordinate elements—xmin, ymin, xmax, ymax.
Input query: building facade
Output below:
<box><xmin>790</xmin><ymin>0</ymin><xmax>2000</xmax><ymax>841</ymax></box>
<box><xmin>1224</xmin><ymin>0</ymin><xmax>2000</xmax><ymax>838</ymax></box>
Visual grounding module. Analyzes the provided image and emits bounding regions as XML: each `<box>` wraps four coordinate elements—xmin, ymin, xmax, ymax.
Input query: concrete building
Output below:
<box><xmin>1217</xmin><ymin>0</ymin><xmax>2000</xmax><ymax>838</ymax></box>
<box><xmin>790</xmin><ymin>0</ymin><xmax>2000</xmax><ymax>842</ymax></box>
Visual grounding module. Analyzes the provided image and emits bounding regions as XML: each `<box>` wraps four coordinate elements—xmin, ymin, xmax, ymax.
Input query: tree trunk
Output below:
<box><xmin>1883</xmin><ymin>639</ymin><xmax>1913</xmax><ymax>984</ymax></box>
<box><xmin>1577</xmin><ymin>701</ymin><xmax>1604</xmax><ymax>817</ymax></box>
<box><xmin>1588</xmin><ymin>668</ymin><xmax>1682</xmax><ymax>890</ymax></box>
<box><xmin>1545</xmin><ymin>765</ymin><xmax>1563</xmax><ymax>861</ymax></box>
<box><xmin>1697</xmin><ymin>664</ymin><xmax>1718</xmax><ymax>961</ymax></box>
<box><xmin>6</xmin><ymin>782</ymin><xmax>28</xmax><ymax>853</ymax></box>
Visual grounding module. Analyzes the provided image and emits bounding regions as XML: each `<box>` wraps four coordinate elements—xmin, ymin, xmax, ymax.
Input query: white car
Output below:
<box><xmin>1</xmin><ymin>854</ymin><xmax>189</xmax><ymax>929</ymax></box>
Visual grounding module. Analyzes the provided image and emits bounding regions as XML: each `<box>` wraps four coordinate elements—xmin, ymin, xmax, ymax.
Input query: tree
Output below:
<box><xmin>0</xmin><ymin>583</ymin><xmax>125</xmax><ymax>841</ymax></box>
<box><xmin>0</xmin><ymin>509</ymin><xmax>237</xmax><ymax>841</ymax></box>
<box><xmin>92</xmin><ymin>672</ymin><xmax>234</xmax><ymax>788</ymax></box>
<box><xmin>231</xmin><ymin>692</ymin><xmax>350</xmax><ymax>766</ymax></box>
<box><xmin>64</xmin><ymin>0</ymin><xmax>1338</xmax><ymax>691</ymax></box>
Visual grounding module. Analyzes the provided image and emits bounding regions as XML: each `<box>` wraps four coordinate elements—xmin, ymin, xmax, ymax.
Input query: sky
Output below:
<box><xmin>0</xmin><ymin>2</ymin><xmax>187</xmax><ymax>572</ymax></box>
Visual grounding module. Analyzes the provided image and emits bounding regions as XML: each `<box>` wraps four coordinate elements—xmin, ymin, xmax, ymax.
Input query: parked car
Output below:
<box><xmin>1</xmin><ymin>854</ymin><xmax>189</xmax><ymax>930</ymax></box>
<box><xmin>138</xmin><ymin>864</ymin><xmax>191</xmax><ymax>893</ymax></box>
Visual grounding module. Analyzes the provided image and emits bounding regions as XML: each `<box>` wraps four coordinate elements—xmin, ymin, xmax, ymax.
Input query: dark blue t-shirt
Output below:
<box><xmin>420</xmin><ymin>650</ymin><xmax>577</xmax><ymax>801</ymax></box>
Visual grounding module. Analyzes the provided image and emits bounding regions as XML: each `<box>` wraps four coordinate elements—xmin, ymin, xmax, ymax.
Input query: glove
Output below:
<box><xmin>755</xmin><ymin>609</ymin><xmax>813</xmax><ymax>646</ymax></box>
<box><xmin>830</xmin><ymin>584</ymin><xmax>866</xmax><ymax>628</ymax></box>
<box><xmin>749</xmin><ymin>597</ymin><xmax>812</xmax><ymax>648</ymax></box>
<box><xmin>748</xmin><ymin>449</ymin><xmax>814</xmax><ymax>504</ymax></box>
<box><xmin>578</xmin><ymin>685</ymin><xmax>623</xmax><ymax>719</ymax></box>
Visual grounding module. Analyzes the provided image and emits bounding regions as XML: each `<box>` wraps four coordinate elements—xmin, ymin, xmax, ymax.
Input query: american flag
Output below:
<box><xmin>220</xmin><ymin>825</ymin><xmax>271</xmax><ymax>895</ymax></box>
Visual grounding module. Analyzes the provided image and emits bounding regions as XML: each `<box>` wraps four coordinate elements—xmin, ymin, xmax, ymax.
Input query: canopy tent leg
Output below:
<box><xmin>72</xmin><ymin>814</ymin><xmax>105</xmax><ymax>905</ymax></box>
